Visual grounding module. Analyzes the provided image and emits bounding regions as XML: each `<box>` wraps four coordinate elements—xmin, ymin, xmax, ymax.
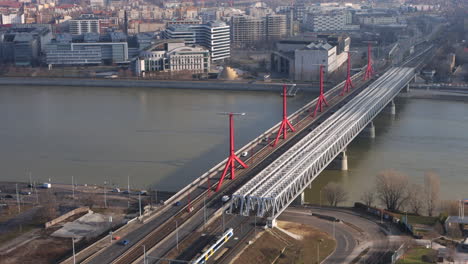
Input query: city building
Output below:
<box><xmin>303</xmin><ymin>10</ymin><xmax>359</xmax><ymax>32</ymax></box>
<box><xmin>45</xmin><ymin>33</ymin><xmax>128</xmax><ymax>65</ymax></box>
<box><xmin>135</xmin><ymin>39</ymin><xmax>210</xmax><ymax>76</ymax></box>
<box><xmin>230</xmin><ymin>14</ymin><xmax>287</xmax><ymax>47</ymax></box>
<box><xmin>1</xmin><ymin>12</ymin><xmax>24</xmax><ymax>24</ymax></box>
<box><xmin>69</xmin><ymin>14</ymin><xmax>100</xmax><ymax>35</ymax></box>
<box><xmin>0</xmin><ymin>24</ymin><xmax>52</xmax><ymax>66</ymax></box>
<box><xmin>271</xmin><ymin>34</ymin><xmax>350</xmax><ymax>81</ymax></box>
<box><xmin>90</xmin><ymin>0</ymin><xmax>107</xmax><ymax>7</ymax></box>
<box><xmin>163</xmin><ymin>21</ymin><xmax>230</xmax><ymax>62</ymax></box>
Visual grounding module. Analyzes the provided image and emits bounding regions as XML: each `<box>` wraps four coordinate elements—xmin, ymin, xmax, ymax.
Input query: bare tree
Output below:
<box><xmin>323</xmin><ymin>182</ymin><xmax>348</xmax><ymax>207</ymax></box>
<box><xmin>440</xmin><ymin>200</ymin><xmax>459</xmax><ymax>215</ymax></box>
<box><xmin>375</xmin><ymin>170</ymin><xmax>409</xmax><ymax>212</ymax></box>
<box><xmin>424</xmin><ymin>172</ymin><xmax>440</xmax><ymax>216</ymax></box>
<box><xmin>408</xmin><ymin>183</ymin><xmax>424</xmax><ymax>215</ymax></box>
<box><xmin>360</xmin><ymin>190</ymin><xmax>375</xmax><ymax>207</ymax></box>
<box><xmin>39</xmin><ymin>191</ymin><xmax>58</xmax><ymax>221</ymax></box>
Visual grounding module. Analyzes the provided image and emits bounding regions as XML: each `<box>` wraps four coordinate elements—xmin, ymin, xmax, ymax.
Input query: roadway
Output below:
<box><xmin>278</xmin><ymin>206</ymin><xmax>403</xmax><ymax>264</ymax></box>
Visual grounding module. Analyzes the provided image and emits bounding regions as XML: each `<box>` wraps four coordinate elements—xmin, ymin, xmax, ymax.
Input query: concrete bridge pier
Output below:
<box><xmin>267</xmin><ymin>217</ymin><xmax>277</xmax><ymax>228</ymax></box>
<box><xmin>328</xmin><ymin>150</ymin><xmax>348</xmax><ymax>170</ymax></box>
<box><xmin>360</xmin><ymin>121</ymin><xmax>376</xmax><ymax>138</ymax></box>
<box><xmin>292</xmin><ymin>192</ymin><xmax>305</xmax><ymax>206</ymax></box>
<box><xmin>385</xmin><ymin>100</ymin><xmax>396</xmax><ymax>115</ymax></box>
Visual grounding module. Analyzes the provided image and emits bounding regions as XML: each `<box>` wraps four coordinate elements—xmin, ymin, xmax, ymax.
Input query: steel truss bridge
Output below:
<box><xmin>229</xmin><ymin>67</ymin><xmax>415</xmax><ymax>224</ymax></box>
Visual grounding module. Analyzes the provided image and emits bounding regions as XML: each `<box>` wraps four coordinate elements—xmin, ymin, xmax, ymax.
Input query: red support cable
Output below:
<box><xmin>215</xmin><ymin>113</ymin><xmax>248</xmax><ymax>192</ymax></box>
<box><xmin>312</xmin><ymin>65</ymin><xmax>329</xmax><ymax>117</ymax></box>
<box><xmin>364</xmin><ymin>43</ymin><xmax>374</xmax><ymax>81</ymax></box>
<box><xmin>341</xmin><ymin>52</ymin><xmax>354</xmax><ymax>96</ymax></box>
<box><xmin>272</xmin><ymin>84</ymin><xmax>296</xmax><ymax>147</ymax></box>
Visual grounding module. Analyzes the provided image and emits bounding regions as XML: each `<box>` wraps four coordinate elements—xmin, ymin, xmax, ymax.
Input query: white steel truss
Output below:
<box><xmin>230</xmin><ymin>67</ymin><xmax>415</xmax><ymax>220</ymax></box>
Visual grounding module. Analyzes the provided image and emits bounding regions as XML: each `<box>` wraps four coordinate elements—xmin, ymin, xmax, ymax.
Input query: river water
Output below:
<box><xmin>1</xmin><ymin>85</ymin><xmax>467</xmax><ymax>202</ymax></box>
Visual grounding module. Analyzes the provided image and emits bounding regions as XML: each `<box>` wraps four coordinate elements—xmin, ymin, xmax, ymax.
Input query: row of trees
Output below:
<box><xmin>322</xmin><ymin>170</ymin><xmax>441</xmax><ymax>216</ymax></box>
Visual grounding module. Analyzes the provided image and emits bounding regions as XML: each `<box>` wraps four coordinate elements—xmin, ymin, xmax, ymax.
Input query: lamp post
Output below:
<box><xmin>72</xmin><ymin>237</ymin><xmax>76</xmax><ymax>264</ymax></box>
<box><xmin>317</xmin><ymin>239</ymin><xmax>324</xmax><ymax>264</ymax></box>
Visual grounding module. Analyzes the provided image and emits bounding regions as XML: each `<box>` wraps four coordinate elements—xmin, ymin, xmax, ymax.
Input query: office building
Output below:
<box><xmin>1</xmin><ymin>13</ymin><xmax>24</xmax><ymax>24</ymax></box>
<box><xmin>45</xmin><ymin>34</ymin><xmax>128</xmax><ymax>65</ymax></box>
<box><xmin>69</xmin><ymin>15</ymin><xmax>100</xmax><ymax>35</ymax></box>
<box><xmin>0</xmin><ymin>24</ymin><xmax>52</xmax><ymax>66</ymax></box>
<box><xmin>230</xmin><ymin>14</ymin><xmax>287</xmax><ymax>47</ymax></box>
<box><xmin>271</xmin><ymin>35</ymin><xmax>350</xmax><ymax>81</ymax></box>
<box><xmin>135</xmin><ymin>39</ymin><xmax>210</xmax><ymax>76</ymax></box>
<box><xmin>303</xmin><ymin>10</ymin><xmax>359</xmax><ymax>32</ymax></box>
<box><xmin>163</xmin><ymin>20</ymin><xmax>230</xmax><ymax>62</ymax></box>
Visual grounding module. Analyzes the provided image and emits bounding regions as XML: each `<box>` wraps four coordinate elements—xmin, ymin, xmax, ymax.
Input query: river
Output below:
<box><xmin>0</xmin><ymin>85</ymin><xmax>467</xmax><ymax>202</ymax></box>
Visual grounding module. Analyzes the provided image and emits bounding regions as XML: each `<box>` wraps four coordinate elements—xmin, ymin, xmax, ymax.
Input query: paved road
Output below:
<box><xmin>279</xmin><ymin>206</ymin><xmax>401</xmax><ymax>264</ymax></box>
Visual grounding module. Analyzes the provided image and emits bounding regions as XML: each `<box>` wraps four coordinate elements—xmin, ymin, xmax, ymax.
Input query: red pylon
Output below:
<box><xmin>272</xmin><ymin>84</ymin><xmax>296</xmax><ymax>147</ymax></box>
<box><xmin>215</xmin><ymin>113</ymin><xmax>248</xmax><ymax>192</ymax></box>
<box><xmin>312</xmin><ymin>65</ymin><xmax>329</xmax><ymax>117</ymax></box>
<box><xmin>341</xmin><ymin>52</ymin><xmax>354</xmax><ymax>96</ymax></box>
<box><xmin>364</xmin><ymin>43</ymin><xmax>374</xmax><ymax>81</ymax></box>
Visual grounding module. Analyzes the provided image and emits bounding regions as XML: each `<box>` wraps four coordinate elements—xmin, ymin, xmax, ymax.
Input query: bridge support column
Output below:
<box><xmin>267</xmin><ymin>217</ymin><xmax>277</xmax><ymax>228</ymax></box>
<box><xmin>328</xmin><ymin>151</ymin><xmax>348</xmax><ymax>170</ymax></box>
<box><xmin>360</xmin><ymin>121</ymin><xmax>375</xmax><ymax>138</ymax></box>
<box><xmin>292</xmin><ymin>192</ymin><xmax>305</xmax><ymax>206</ymax></box>
<box><xmin>386</xmin><ymin>100</ymin><xmax>396</xmax><ymax>115</ymax></box>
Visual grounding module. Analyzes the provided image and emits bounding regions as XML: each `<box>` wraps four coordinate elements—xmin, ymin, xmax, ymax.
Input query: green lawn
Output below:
<box><xmin>396</xmin><ymin>247</ymin><xmax>436</xmax><ymax>264</ymax></box>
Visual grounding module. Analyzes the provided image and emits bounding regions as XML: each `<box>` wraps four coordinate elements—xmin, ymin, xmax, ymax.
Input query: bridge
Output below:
<box><xmin>229</xmin><ymin>67</ymin><xmax>415</xmax><ymax>226</ymax></box>
<box><xmin>63</xmin><ymin>41</ymin><xmax>436</xmax><ymax>264</ymax></box>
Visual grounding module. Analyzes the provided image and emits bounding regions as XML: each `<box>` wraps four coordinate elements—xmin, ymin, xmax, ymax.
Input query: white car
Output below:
<box><xmin>222</xmin><ymin>195</ymin><xmax>230</xmax><ymax>203</ymax></box>
<box><xmin>241</xmin><ymin>151</ymin><xmax>248</xmax><ymax>157</ymax></box>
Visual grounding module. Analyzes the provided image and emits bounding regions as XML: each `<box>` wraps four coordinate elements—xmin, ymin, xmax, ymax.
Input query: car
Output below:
<box><xmin>20</xmin><ymin>191</ymin><xmax>31</xmax><ymax>195</ymax></box>
<box><xmin>138</xmin><ymin>190</ymin><xmax>147</xmax><ymax>196</ymax></box>
<box><xmin>120</xmin><ymin>240</ymin><xmax>130</xmax><ymax>246</ymax></box>
<box><xmin>241</xmin><ymin>151</ymin><xmax>248</xmax><ymax>157</ymax></box>
<box><xmin>122</xmin><ymin>190</ymin><xmax>130</xmax><ymax>194</ymax></box>
<box><xmin>222</xmin><ymin>195</ymin><xmax>230</xmax><ymax>203</ymax></box>
<box><xmin>112</xmin><ymin>188</ymin><xmax>121</xmax><ymax>193</ymax></box>
<box><xmin>174</xmin><ymin>201</ymin><xmax>181</xmax><ymax>206</ymax></box>
<box><xmin>113</xmin><ymin>236</ymin><xmax>121</xmax><ymax>240</ymax></box>
<box><xmin>4</xmin><ymin>194</ymin><xmax>13</xmax><ymax>199</ymax></box>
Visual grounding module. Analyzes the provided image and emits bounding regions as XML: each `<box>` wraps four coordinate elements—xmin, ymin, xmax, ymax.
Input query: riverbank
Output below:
<box><xmin>0</xmin><ymin>77</ymin><xmax>320</xmax><ymax>92</ymax></box>
<box><xmin>402</xmin><ymin>89</ymin><xmax>468</xmax><ymax>101</ymax></box>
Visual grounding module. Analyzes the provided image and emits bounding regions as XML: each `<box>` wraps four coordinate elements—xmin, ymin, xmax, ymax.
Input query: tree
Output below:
<box><xmin>323</xmin><ymin>182</ymin><xmax>348</xmax><ymax>207</ymax></box>
<box><xmin>375</xmin><ymin>170</ymin><xmax>409</xmax><ymax>212</ymax></box>
<box><xmin>39</xmin><ymin>191</ymin><xmax>58</xmax><ymax>221</ymax></box>
<box><xmin>408</xmin><ymin>183</ymin><xmax>424</xmax><ymax>215</ymax></box>
<box><xmin>360</xmin><ymin>190</ymin><xmax>375</xmax><ymax>207</ymax></box>
<box><xmin>424</xmin><ymin>172</ymin><xmax>440</xmax><ymax>216</ymax></box>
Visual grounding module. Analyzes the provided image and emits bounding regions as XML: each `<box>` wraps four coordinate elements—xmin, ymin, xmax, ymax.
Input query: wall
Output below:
<box><xmin>45</xmin><ymin>207</ymin><xmax>90</xmax><ymax>228</ymax></box>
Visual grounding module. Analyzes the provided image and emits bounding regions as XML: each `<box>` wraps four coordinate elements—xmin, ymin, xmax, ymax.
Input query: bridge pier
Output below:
<box><xmin>292</xmin><ymin>192</ymin><xmax>305</xmax><ymax>206</ymax></box>
<box><xmin>327</xmin><ymin>150</ymin><xmax>348</xmax><ymax>170</ymax></box>
<box><xmin>360</xmin><ymin>121</ymin><xmax>375</xmax><ymax>138</ymax></box>
<box><xmin>385</xmin><ymin>100</ymin><xmax>396</xmax><ymax>115</ymax></box>
<box><xmin>267</xmin><ymin>217</ymin><xmax>277</xmax><ymax>228</ymax></box>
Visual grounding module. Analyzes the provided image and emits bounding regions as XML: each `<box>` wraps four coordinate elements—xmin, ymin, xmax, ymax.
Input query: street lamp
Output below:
<box><xmin>317</xmin><ymin>238</ymin><xmax>324</xmax><ymax>264</ymax></box>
